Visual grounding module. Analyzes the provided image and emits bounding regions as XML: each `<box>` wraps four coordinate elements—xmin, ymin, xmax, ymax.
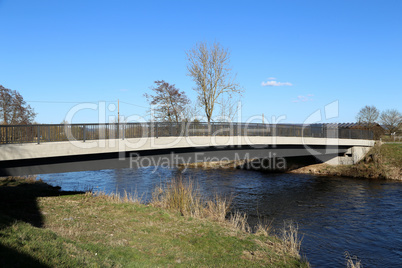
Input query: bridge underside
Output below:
<box><xmin>0</xmin><ymin>145</ymin><xmax>349</xmax><ymax>176</ymax></box>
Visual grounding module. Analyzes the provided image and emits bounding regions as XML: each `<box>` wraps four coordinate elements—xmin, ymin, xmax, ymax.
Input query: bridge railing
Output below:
<box><xmin>0</xmin><ymin>122</ymin><xmax>374</xmax><ymax>144</ymax></box>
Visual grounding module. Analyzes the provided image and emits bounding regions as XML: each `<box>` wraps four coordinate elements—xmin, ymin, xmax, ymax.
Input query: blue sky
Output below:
<box><xmin>1</xmin><ymin>0</ymin><xmax>401</xmax><ymax>124</ymax></box>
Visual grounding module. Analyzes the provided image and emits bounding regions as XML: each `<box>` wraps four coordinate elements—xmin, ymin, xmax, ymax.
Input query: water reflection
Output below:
<box><xmin>39</xmin><ymin>167</ymin><xmax>402</xmax><ymax>267</ymax></box>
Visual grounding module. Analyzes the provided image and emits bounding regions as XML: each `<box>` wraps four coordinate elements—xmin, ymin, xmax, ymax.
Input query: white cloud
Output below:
<box><xmin>261</xmin><ymin>80</ymin><xmax>293</xmax><ymax>87</ymax></box>
<box><xmin>292</xmin><ymin>95</ymin><xmax>314</xmax><ymax>103</ymax></box>
<box><xmin>119</xmin><ymin>88</ymin><xmax>129</xmax><ymax>92</ymax></box>
<box><xmin>267</xmin><ymin>77</ymin><xmax>276</xmax><ymax>80</ymax></box>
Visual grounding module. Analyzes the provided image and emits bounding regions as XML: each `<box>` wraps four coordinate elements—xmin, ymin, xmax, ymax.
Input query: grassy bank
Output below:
<box><xmin>291</xmin><ymin>143</ymin><xmax>402</xmax><ymax>180</ymax></box>
<box><xmin>0</xmin><ymin>177</ymin><xmax>309</xmax><ymax>267</ymax></box>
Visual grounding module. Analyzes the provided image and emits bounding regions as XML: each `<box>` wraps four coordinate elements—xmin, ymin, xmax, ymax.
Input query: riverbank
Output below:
<box><xmin>0</xmin><ymin>176</ymin><xmax>309</xmax><ymax>267</ymax></box>
<box><xmin>181</xmin><ymin>143</ymin><xmax>401</xmax><ymax>180</ymax></box>
<box><xmin>291</xmin><ymin>143</ymin><xmax>402</xmax><ymax>180</ymax></box>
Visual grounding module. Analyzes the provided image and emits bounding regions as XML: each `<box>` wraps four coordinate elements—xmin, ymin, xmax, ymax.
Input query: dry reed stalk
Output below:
<box><xmin>228</xmin><ymin>211</ymin><xmax>250</xmax><ymax>233</ymax></box>
<box><xmin>255</xmin><ymin>222</ymin><xmax>272</xmax><ymax>237</ymax></box>
<box><xmin>280</xmin><ymin>221</ymin><xmax>302</xmax><ymax>258</ymax></box>
<box><xmin>92</xmin><ymin>189</ymin><xmax>143</xmax><ymax>204</ymax></box>
<box><xmin>151</xmin><ymin>176</ymin><xmax>231</xmax><ymax>220</ymax></box>
<box><xmin>345</xmin><ymin>252</ymin><xmax>363</xmax><ymax>268</ymax></box>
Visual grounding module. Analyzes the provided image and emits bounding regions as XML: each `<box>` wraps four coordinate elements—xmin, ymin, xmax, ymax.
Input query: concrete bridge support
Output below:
<box><xmin>325</xmin><ymin>146</ymin><xmax>372</xmax><ymax>166</ymax></box>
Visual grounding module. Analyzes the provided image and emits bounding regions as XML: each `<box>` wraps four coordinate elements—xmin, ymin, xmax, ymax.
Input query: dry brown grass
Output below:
<box><xmin>255</xmin><ymin>221</ymin><xmax>273</xmax><ymax>237</ymax></box>
<box><xmin>0</xmin><ymin>175</ymin><xmax>40</xmax><ymax>183</ymax></box>
<box><xmin>87</xmin><ymin>175</ymin><xmax>305</xmax><ymax>263</ymax></box>
<box><xmin>228</xmin><ymin>211</ymin><xmax>250</xmax><ymax>232</ymax></box>
<box><xmin>92</xmin><ymin>189</ymin><xmax>144</xmax><ymax>204</ymax></box>
<box><xmin>148</xmin><ymin>176</ymin><xmax>305</xmax><ymax>261</ymax></box>
<box><xmin>279</xmin><ymin>221</ymin><xmax>302</xmax><ymax>259</ymax></box>
<box><xmin>151</xmin><ymin>176</ymin><xmax>232</xmax><ymax>221</ymax></box>
<box><xmin>345</xmin><ymin>251</ymin><xmax>363</xmax><ymax>268</ymax></box>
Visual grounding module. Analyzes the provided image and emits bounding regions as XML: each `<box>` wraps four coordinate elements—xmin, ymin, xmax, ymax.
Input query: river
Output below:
<box><xmin>39</xmin><ymin>167</ymin><xmax>402</xmax><ymax>267</ymax></box>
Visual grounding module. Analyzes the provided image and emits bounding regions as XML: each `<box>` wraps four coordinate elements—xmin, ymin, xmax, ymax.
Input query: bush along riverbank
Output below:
<box><xmin>0</xmin><ymin>176</ymin><xmax>309</xmax><ymax>267</ymax></box>
<box><xmin>290</xmin><ymin>143</ymin><xmax>402</xmax><ymax>180</ymax></box>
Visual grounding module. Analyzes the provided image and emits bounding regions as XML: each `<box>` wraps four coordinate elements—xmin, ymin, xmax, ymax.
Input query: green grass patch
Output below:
<box><xmin>0</xmin><ymin>177</ymin><xmax>308</xmax><ymax>267</ymax></box>
<box><xmin>380</xmin><ymin>143</ymin><xmax>402</xmax><ymax>168</ymax></box>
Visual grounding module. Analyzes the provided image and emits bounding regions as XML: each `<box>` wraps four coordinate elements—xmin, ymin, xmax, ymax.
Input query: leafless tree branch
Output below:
<box><xmin>186</xmin><ymin>42</ymin><xmax>242</xmax><ymax>124</ymax></box>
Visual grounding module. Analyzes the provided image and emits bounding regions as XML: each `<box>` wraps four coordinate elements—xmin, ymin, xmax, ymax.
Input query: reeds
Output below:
<box><xmin>151</xmin><ymin>176</ymin><xmax>231</xmax><ymax>221</ymax></box>
<box><xmin>90</xmin><ymin>176</ymin><xmax>232</xmax><ymax>222</ymax></box>
<box><xmin>345</xmin><ymin>251</ymin><xmax>362</xmax><ymax>268</ymax></box>
<box><xmin>91</xmin><ymin>189</ymin><xmax>143</xmax><ymax>204</ymax></box>
<box><xmin>228</xmin><ymin>211</ymin><xmax>250</xmax><ymax>232</ymax></box>
<box><xmin>254</xmin><ymin>221</ymin><xmax>273</xmax><ymax>237</ymax></box>
<box><xmin>280</xmin><ymin>221</ymin><xmax>302</xmax><ymax>258</ymax></box>
<box><xmin>89</xmin><ymin>175</ymin><xmax>304</xmax><ymax>262</ymax></box>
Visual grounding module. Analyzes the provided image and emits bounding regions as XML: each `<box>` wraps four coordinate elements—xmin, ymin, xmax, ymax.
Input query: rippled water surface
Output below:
<box><xmin>39</xmin><ymin>167</ymin><xmax>402</xmax><ymax>267</ymax></box>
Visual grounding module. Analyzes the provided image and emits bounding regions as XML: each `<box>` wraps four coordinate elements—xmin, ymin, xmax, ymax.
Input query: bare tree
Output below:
<box><xmin>356</xmin><ymin>105</ymin><xmax>379</xmax><ymax>127</ymax></box>
<box><xmin>182</xmin><ymin>103</ymin><xmax>201</xmax><ymax>122</ymax></box>
<box><xmin>144</xmin><ymin>80</ymin><xmax>190</xmax><ymax>123</ymax></box>
<box><xmin>217</xmin><ymin>95</ymin><xmax>240</xmax><ymax>122</ymax></box>
<box><xmin>186</xmin><ymin>42</ymin><xmax>242</xmax><ymax>125</ymax></box>
<box><xmin>0</xmin><ymin>85</ymin><xmax>36</xmax><ymax>125</ymax></box>
<box><xmin>380</xmin><ymin>109</ymin><xmax>402</xmax><ymax>134</ymax></box>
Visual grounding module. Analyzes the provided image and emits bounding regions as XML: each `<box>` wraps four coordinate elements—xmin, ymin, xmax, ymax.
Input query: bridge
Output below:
<box><xmin>0</xmin><ymin>122</ymin><xmax>374</xmax><ymax>176</ymax></box>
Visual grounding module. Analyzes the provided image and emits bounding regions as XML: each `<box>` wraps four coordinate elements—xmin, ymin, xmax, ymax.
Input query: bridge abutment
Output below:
<box><xmin>325</xmin><ymin>146</ymin><xmax>372</xmax><ymax>166</ymax></box>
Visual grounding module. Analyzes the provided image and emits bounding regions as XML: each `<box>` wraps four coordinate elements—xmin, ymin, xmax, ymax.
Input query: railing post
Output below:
<box><xmin>155</xmin><ymin>122</ymin><xmax>158</xmax><ymax>138</ymax></box>
<box><xmin>37</xmin><ymin>125</ymin><xmax>40</xmax><ymax>144</ymax></box>
<box><xmin>122</xmin><ymin>123</ymin><xmax>125</xmax><ymax>140</ymax></box>
<box><xmin>83</xmin><ymin>125</ymin><xmax>86</xmax><ymax>142</ymax></box>
<box><xmin>5</xmin><ymin>126</ymin><xmax>8</xmax><ymax>144</ymax></box>
<box><xmin>117</xmin><ymin>123</ymin><xmax>119</xmax><ymax>140</ymax></box>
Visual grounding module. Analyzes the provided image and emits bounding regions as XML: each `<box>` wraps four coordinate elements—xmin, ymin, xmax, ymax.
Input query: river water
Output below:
<box><xmin>39</xmin><ymin>167</ymin><xmax>402</xmax><ymax>267</ymax></box>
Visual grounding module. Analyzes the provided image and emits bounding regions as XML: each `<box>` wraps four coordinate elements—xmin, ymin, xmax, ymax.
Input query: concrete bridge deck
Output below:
<box><xmin>0</xmin><ymin>136</ymin><xmax>374</xmax><ymax>176</ymax></box>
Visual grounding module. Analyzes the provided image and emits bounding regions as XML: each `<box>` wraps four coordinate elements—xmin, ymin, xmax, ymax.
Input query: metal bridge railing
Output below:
<box><xmin>0</xmin><ymin>122</ymin><xmax>374</xmax><ymax>145</ymax></box>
